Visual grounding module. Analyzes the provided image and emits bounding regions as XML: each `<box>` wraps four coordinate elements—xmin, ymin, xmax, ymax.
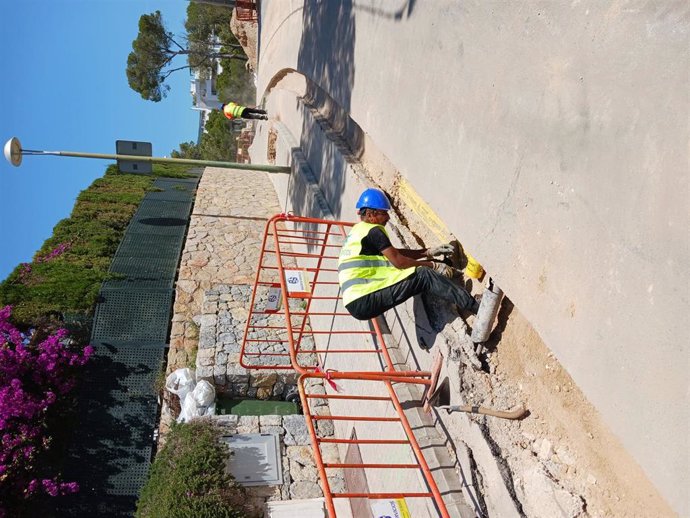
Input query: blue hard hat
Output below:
<box><xmin>355</xmin><ymin>188</ymin><xmax>391</xmax><ymax>211</ymax></box>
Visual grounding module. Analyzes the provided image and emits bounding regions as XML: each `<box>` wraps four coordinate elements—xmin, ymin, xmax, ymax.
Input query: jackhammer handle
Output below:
<box><xmin>444</xmin><ymin>404</ymin><xmax>526</xmax><ymax>420</ymax></box>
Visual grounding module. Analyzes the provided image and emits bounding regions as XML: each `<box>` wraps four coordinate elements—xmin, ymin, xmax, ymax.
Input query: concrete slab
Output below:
<box><xmin>255</xmin><ymin>2</ymin><xmax>689</xmax><ymax>514</ymax></box>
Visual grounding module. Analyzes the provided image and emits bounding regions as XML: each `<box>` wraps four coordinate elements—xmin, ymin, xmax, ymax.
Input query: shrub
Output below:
<box><xmin>0</xmin><ymin>306</ymin><xmax>93</xmax><ymax>517</ymax></box>
<box><xmin>0</xmin><ymin>164</ymin><xmax>195</xmax><ymax>325</ymax></box>
<box><xmin>136</xmin><ymin>420</ymin><xmax>254</xmax><ymax>518</ymax></box>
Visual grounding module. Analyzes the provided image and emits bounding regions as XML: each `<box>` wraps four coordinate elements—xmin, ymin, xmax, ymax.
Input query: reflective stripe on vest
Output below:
<box><xmin>224</xmin><ymin>102</ymin><xmax>245</xmax><ymax>119</ymax></box>
<box><xmin>337</xmin><ymin>222</ymin><xmax>415</xmax><ymax>306</ymax></box>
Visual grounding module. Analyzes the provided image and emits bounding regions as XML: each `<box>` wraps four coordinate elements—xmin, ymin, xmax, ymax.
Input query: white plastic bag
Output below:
<box><xmin>192</xmin><ymin>379</ymin><xmax>215</xmax><ymax>407</ymax></box>
<box><xmin>177</xmin><ymin>379</ymin><xmax>216</xmax><ymax>423</ymax></box>
<box><xmin>165</xmin><ymin>368</ymin><xmax>196</xmax><ymax>401</ymax></box>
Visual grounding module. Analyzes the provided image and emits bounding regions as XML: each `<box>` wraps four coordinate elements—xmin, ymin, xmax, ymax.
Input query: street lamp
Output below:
<box><xmin>3</xmin><ymin>137</ymin><xmax>291</xmax><ymax>174</ymax></box>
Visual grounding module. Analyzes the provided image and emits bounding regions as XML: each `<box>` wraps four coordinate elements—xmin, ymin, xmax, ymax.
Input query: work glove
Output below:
<box><xmin>426</xmin><ymin>243</ymin><xmax>454</xmax><ymax>258</ymax></box>
<box><xmin>430</xmin><ymin>261</ymin><xmax>459</xmax><ymax>279</ymax></box>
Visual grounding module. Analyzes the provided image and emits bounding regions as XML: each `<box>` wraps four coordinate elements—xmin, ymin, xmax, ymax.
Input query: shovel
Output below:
<box><xmin>427</xmin><ymin>377</ymin><xmax>527</xmax><ymax>420</ymax></box>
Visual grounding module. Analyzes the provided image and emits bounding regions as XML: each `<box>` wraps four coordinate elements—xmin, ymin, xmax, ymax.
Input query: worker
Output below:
<box><xmin>338</xmin><ymin>188</ymin><xmax>480</xmax><ymax>321</ymax></box>
<box><xmin>221</xmin><ymin>101</ymin><xmax>268</xmax><ymax>121</ymax></box>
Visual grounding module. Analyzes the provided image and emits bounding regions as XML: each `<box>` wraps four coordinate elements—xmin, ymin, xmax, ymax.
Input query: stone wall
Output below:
<box><xmin>212</xmin><ymin>378</ymin><xmax>345</xmax><ymax>512</ymax></box>
<box><xmin>167</xmin><ymin>166</ymin><xmax>282</xmax><ymax>373</ymax></box>
<box><xmin>162</xmin><ymin>167</ymin><xmax>282</xmax><ymax>434</ymax></box>
<box><xmin>196</xmin><ymin>283</ymin><xmax>303</xmax><ymax>399</ymax></box>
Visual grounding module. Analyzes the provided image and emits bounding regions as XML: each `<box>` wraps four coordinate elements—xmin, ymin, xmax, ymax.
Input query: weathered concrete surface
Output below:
<box><xmin>256</xmin><ymin>1</ymin><xmax>689</xmax><ymax>514</ymax></box>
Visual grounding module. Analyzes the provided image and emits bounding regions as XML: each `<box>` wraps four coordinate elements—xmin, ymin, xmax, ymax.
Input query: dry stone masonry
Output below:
<box><xmin>195</xmin><ymin>283</ymin><xmax>305</xmax><ymax>399</ymax></box>
<box><xmin>162</xmin><ymin>167</ymin><xmax>281</xmax><ymax>435</ymax></box>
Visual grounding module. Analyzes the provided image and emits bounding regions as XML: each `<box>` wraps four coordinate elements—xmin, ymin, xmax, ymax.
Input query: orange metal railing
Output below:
<box><xmin>299</xmin><ymin>374</ymin><xmax>451</xmax><ymax>518</ymax></box>
<box><xmin>239</xmin><ymin>214</ymin><xmax>449</xmax><ymax>517</ymax></box>
<box><xmin>240</xmin><ymin>214</ymin><xmax>432</xmax><ymax>379</ymax></box>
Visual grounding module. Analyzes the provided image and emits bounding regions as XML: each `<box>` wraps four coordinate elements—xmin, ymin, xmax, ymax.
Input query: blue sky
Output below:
<box><xmin>0</xmin><ymin>0</ymin><xmax>200</xmax><ymax>281</ymax></box>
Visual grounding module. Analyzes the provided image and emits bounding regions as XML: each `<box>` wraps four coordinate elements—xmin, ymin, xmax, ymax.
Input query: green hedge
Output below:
<box><xmin>136</xmin><ymin>420</ymin><xmax>254</xmax><ymax>518</ymax></box>
<box><xmin>0</xmin><ymin>164</ymin><xmax>193</xmax><ymax>326</ymax></box>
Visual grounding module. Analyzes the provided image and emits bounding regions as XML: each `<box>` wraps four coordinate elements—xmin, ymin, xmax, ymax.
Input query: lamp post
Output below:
<box><xmin>3</xmin><ymin>137</ymin><xmax>291</xmax><ymax>174</ymax></box>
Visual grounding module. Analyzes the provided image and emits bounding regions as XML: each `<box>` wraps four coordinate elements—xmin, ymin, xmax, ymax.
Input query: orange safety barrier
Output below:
<box><xmin>298</xmin><ymin>374</ymin><xmax>451</xmax><ymax>518</ymax></box>
<box><xmin>239</xmin><ymin>214</ymin><xmax>450</xmax><ymax>517</ymax></box>
<box><xmin>240</xmin><ymin>214</ymin><xmax>432</xmax><ymax>379</ymax></box>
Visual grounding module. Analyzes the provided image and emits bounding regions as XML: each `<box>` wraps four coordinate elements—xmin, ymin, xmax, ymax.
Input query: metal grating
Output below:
<box><xmin>91</xmin><ymin>288</ymin><xmax>174</xmax><ymax>342</ymax></box>
<box><xmin>58</xmin><ymin>174</ymin><xmax>199</xmax><ymax>517</ymax></box>
<box><xmin>109</xmin><ymin>255</ymin><xmax>179</xmax><ymax>282</ymax></box>
<box><xmin>57</xmin><ymin>342</ymin><xmax>165</xmax><ymax>517</ymax></box>
<box><xmin>145</xmin><ymin>180</ymin><xmax>197</xmax><ymax>202</ymax></box>
<box><xmin>115</xmin><ymin>232</ymin><xmax>184</xmax><ymax>259</ymax></box>
<box><xmin>134</xmin><ymin>199</ymin><xmax>193</xmax><ymax>219</ymax></box>
<box><xmin>125</xmin><ymin>217</ymin><xmax>189</xmax><ymax>237</ymax></box>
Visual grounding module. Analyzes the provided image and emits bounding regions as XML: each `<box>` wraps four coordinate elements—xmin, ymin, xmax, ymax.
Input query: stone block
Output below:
<box><xmin>256</xmin><ymin>387</ymin><xmax>272</xmax><ymax>400</ymax></box>
<box><xmin>219</xmin><ymin>332</ymin><xmax>238</xmax><ymax>344</ymax></box>
<box><xmin>260</xmin><ymin>415</ymin><xmax>282</xmax><ymax>427</ymax></box>
<box><xmin>226</xmin><ymin>363</ymin><xmax>248</xmax><ymax>384</ymax></box>
<box><xmin>197</xmin><ymin>349</ymin><xmax>215</xmax><ymax>367</ymax></box>
<box><xmin>237</xmin><ymin>416</ymin><xmax>260</xmax><ymax>434</ymax></box>
<box><xmin>289</xmin><ymin>481</ymin><xmax>322</xmax><ymax>500</ymax></box>
<box><xmin>223</xmin><ymin>341</ymin><xmax>241</xmax><ymax>353</ymax></box>
<box><xmin>320</xmin><ymin>443</ymin><xmax>340</xmax><ymax>464</ymax></box>
<box><xmin>306</xmin><ymin>380</ymin><xmax>326</xmax><ymax>394</ymax></box>
<box><xmin>280</xmin><ymin>483</ymin><xmax>290</xmax><ymax>500</ymax></box>
<box><xmin>218</xmin><ymin>317</ymin><xmax>234</xmax><ymax>329</ymax></box>
<box><xmin>316</xmin><ymin>419</ymin><xmax>334</xmax><ymax>437</ymax></box>
<box><xmin>196</xmin><ymin>365</ymin><xmax>214</xmax><ymax>382</ymax></box>
<box><xmin>286</xmin><ymin>446</ymin><xmax>315</xmax><ymax>467</ymax></box>
<box><xmin>279</xmin><ymin>371</ymin><xmax>299</xmax><ymax>385</ymax></box>
<box><xmin>199</xmin><ymin>314</ymin><xmax>216</xmax><ymax>327</ymax></box>
<box><xmin>282</xmin><ymin>415</ymin><xmax>308</xmax><ymax>436</ymax></box>
<box><xmin>251</xmin><ymin>372</ymin><xmax>278</xmax><ymax>389</ymax></box>
<box><xmin>198</xmin><ymin>330</ymin><xmax>216</xmax><ymax>349</ymax></box>
<box><xmin>232</xmin><ymin>383</ymin><xmax>249</xmax><ymax>397</ymax></box>
<box><xmin>247</xmin><ymin>485</ymin><xmax>281</xmax><ymax>498</ymax></box>
<box><xmin>326</xmin><ymin>475</ymin><xmax>345</xmax><ymax>494</ymax></box>
<box><xmin>201</xmin><ymin>300</ymin><xmax>217</xmax><ymax>314</ymax></box>
<box><xmin>289</xmin><ymin>460</ymin><xmax>318</xmax><ymax>482</ymax></box>
<box><xmin>272</xmin><ymin>381</ymin><xmax>285</xmax><ymax>397</ymax></box>
<box><xmin>214</xmin><ymin>414</ymin><xmax>239</xmax><ymax>434</ymax></box>
<box><xmin>260</xmin><ymin>425</ymin><xmax>285</xmax><ymax>436</ymax></box>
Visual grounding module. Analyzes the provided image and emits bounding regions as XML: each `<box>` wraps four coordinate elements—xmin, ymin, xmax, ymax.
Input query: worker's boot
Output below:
<box><xmin>456</xmin><ymin>294</ymin><xmax>482</xmax><ymax>324</ymax></box>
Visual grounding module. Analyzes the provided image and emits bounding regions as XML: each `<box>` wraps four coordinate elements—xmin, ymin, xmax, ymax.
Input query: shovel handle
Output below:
<box><xmin>445</xmin><ymin>404</ymin><xmax>526</xmax><ymax>420</ymax></box>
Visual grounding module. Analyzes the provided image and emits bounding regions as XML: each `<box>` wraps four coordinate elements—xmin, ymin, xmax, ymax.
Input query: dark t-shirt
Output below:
<box><xmin>360</xmin><ymin>226</ymin><xmax>392</xmax><ymax>256</ymax></box>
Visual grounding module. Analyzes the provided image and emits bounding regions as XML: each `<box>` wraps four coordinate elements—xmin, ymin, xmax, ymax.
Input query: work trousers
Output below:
<box><xmin>345</xmin><ymin>266</ymin><xmax>477</xmax><ymax>321</ymax></box>
<box><xmin>241</xmin><ymin>107</ymin><xmax>268</xmax><ymax>120</ymax></box>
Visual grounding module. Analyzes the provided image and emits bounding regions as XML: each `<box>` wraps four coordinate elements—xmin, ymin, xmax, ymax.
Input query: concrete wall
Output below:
<box><xmin>256</xmin><ymin>2</ymin><xmax>689</xmax><ymax>513</ymax></box>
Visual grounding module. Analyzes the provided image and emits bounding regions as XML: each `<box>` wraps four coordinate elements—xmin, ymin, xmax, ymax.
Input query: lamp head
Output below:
<box><xmin>4</xmin><ymin>137</ymin><xmax>22</xmax><ymax>167</ymax></box>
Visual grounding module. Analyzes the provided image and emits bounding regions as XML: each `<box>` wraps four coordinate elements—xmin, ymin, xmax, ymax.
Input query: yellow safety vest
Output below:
<box><xmin>338</xmin><ymin>222</ymin><xmax>416</xmax><ymax>306</ymax></box>
<box><xmin>223</xmin><ymin>102</ymin><xmax>245</xmax><ymax>119</ymax></box>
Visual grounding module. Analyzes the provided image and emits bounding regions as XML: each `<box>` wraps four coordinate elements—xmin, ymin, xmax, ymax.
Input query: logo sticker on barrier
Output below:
<box><xmin>265</xmin><ymin>283</ymin><xmax>282</xmax><ymax>313</ymax></box>
<box><xmin>283</xmin><ymin>269</ymin><xmax>311</xmax><ymax>298</ymax></box>
<box><xmin>370</xmin><ymin>498</ymin><xmax>411</xmax><ymax>518</ymax></box>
